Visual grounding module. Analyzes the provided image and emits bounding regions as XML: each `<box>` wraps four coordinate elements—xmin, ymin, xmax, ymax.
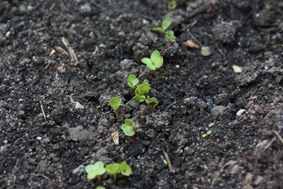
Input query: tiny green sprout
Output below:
<box><xmin>119</xmin><ymin>161</ymin><xmax>132</xmax><ymax>177</ymax></box>
<box><xmin>27</xmin><ymin>5</ymin><xmax>33</xmax><ymax>11</ymax></box>
<box><xmin>106</xmin><ymin>163</ymin><xmax>121</xmax><ymax>181</ymax></box>
<box><xmin>121</xmin><ymin>119</ymin><xmax>135</xmax><ymax>137</ymax></box>
<box><xmin>133</xmin><ymin>82</ymin><xmax>151</xmax><ymax>102</ymax></box>
<box><xmin>96</xmin><ymin>186</ymin><xmax>105</xmax><ymax>189</ymax></box>
<box><xmin>168</xmin><ymin>0</ymin><xmax>177</xmax><ymax>10</ymax></box>
<box><xmin>152</xmin><ymin>18</ymin><xmax>171</xmax><ymax>33</ymax></box>
<box><xmin>201</xmin><ymin>130</ymin><xmax>212</xmax><ymax>138</ymax></box>
<box><xmin>85</xmin><ymin>161</ymin><xmax>106</xmax><ymax>182</ymax></box>
<box><xmin>163</xmin><ymin>159</ymin><xmax>168</xmax><ymax>165</ymax></box>
<box><xmin>141</xmin><ymin>50</ymin><xmax>163</xmax><ymax>71</ymax></box>
<box><xmin>145</xmin><ymin>96</ymin><xmax>158</xmax><ymax>110</ymax></box>
<box><xmin>165</xmin><ymin>30</ymin><xmax>176</xmax><ymax>40</ymax></box>
<box><xmin>127</xmin><ymin>74</ymin><xmax>139</xmax><ymax>89</ymax></box>
<box><xmin>109</xmin><ymin>97</ymin><xmax>122</xmax><ymax>119</ymax></box>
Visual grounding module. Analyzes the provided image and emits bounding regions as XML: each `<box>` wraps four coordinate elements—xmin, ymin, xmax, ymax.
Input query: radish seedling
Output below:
<box><xmin>152</xmin><ymin>18</ymin><xmax>176</xmax><ymax>40</ymax></box>
<box><xmin>133</xmin><ymin>82</ymin><xmax>150</xmax><ymax>102</ymax></box>
<box><xmin>109</xmin><ymin>97</ymin><xmax>122</xmax><ymax>119</ymax></box>
<box><xmin>122</xmin><ymin>119</ymin><xmax>135</xmax><ymax>142</ymax></box>
<box><xmin>168</xmin><ymin>0</ymin><xmax>177</xmax><ymax>10</ymax></box>
<box><xmin>119</xmin><ymin>161</ymin><xmax>132</xmax><ymax>176</ymax></box>
<box><xmin>106</xmin><ymin>163</ymin><xmax>121</xmax><ymax>181</ymax></box>
<box><xmin>106</xmin><ymin>161</ymin><xmax>132</xmax><ymax>181</ymax></box>
<box><xmin>127</xmin><ymin>74</ymin><xmax>139</xmax><ymax>89</ymax></box>
<box><xmin>141</xmin><ymin>50</ymin><xmax>163</xmax><ymax>71</ymax></box>
<box><xmin>201</xmin><ymin>130</ymin><xmax>212</xmax><ymax>138</ymax></box>
<box><xmin>85</xmin><ymin>161</ymin><xmax>106</xmax><ymax>182</ymax></box>
<box><xmin>152</xmin><ymin>18</ymin><xmax>171</xmax><ymax>33</ymax></box>
<box><xmin>145</xmin><ymin>96</ymin><xmax>158</xmax><ymax>110</ymax></box>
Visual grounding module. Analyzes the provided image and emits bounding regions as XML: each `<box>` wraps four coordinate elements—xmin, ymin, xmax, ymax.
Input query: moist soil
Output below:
<box><xmin>0</xmin><ymin>0</ymin><xmax>283</xmax><ymax>189</ymax></box>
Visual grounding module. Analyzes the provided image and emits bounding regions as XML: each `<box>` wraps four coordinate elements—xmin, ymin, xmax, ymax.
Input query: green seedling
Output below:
<box><xmin>141</xmin><ymin>50</ymin><xmax>163</xmax><ymax>71</ymax></box>
<box><xmin>168</xmin><ymin>0</ymin><xmax>177</xmax><ymax>10</ymax></box>
<box><xmin>122</xmin><ymin>119</ymin><xmax>135</xmax><ymax>137</ymax></box>
<box><xmin>145</xmin><ymin>96</ymin><xmax>159</xmax><ymax>110</ymax></box>
<box><xmin>27</xmin><ymin>5</ymin><xmax>33</xmax><ymax>11</ymax></box>
<box><xmin>165</xmin><ymin>30</ymin><xmax>176</xmax><ymax>40</ymax></box>
<box><xmin>109</xmin><ymin>97</ymin><xmax>122</xmax><ymax>119</ymax></box>
<box><xmin>201</xmin><ymin>130</ymin><xmax>212</xmax><ymax>138</ymax></box>
<box><xmin>96</xmin><ymin>186</ymin><xmax>105</xmax><ymax>189</ymax></box>
<box><xmin>133</xmin><ymin>82</ymin><xmax>150</xmax><ymax>102</ymax></box>
<box><xmin>106</xmin><ymin>161</ymin><xmax>132</xmax><ymax>181</ymax></box>
<box><xmin>85</xmin><ymin>161</ymin><xmax>106</xmax><ymax>182</ymax></box>
<box><xmin>152</xmin><ymin>18</ymin><xmax>176</xmax><ymax>40</ymax></box>
<box><xmin>127</xmin><ymin>74</ymin><xmax>139</xmax><ymax>90</ymax></box>
<box><xmin>106</xmin><ymin>163</ymin><xmax>121</xmax><ymax>181</ymax></box>
<box><xmin>119</xmin><ymin>161</ymin><xmax>132</xmax><ymax>176</ymax></box>
<box><xmin>152</xmin><ymin>18</ymin><xmax>171</xmax><ymax>33</ymax></box>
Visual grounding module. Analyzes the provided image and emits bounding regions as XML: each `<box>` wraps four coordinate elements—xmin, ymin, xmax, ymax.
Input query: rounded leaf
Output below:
<box><xmin>136</xmin><ymin>82</ymin><xmax>150</xmax><ymax>95</ymax></box>
<box><xmin>161</xmin><ymin>18</ymin><xmax>171</xmax><ymax>30</ymax></box>
<box><xmin>109</xmin><ymin>97</ymin><xmax>121</xmax><ymax>110</ymax></box>
<box><xmin>106</xmin><ymin>163</ymin><xmax>121</xmax><ymax>175</ymax></box>
<box><xmin>122</xmin><ymin>120</ymin><xmax>135</xmax><ymax>137</ymax></box>
<box><xmin>119</xmin><ymin>161</ymin><xmax>132</xmax><ymax>176</ymax></box>
<box><xmin>141</xmin><ymin>57</ymin><xmax>152</xmax><ymax>65</ymax></box>
<box><xmin>133</xmin><ymin>94</ymin><xmax>146</xmax><ymax>102</ymax></box>
<box><xmin>85</xmin><ymin>161</ymin><xmax>106</xmax><ymax>180</ymax></box>
<box><xmin>128</xmin><ymin>74</ymin><xmax>139</xmax><ymax>88</ymax></box>
<box><xmin>165</xmin><ymin>30</ymin><xmax>176</xmax><ymax>40</ymax></box>
<box><xmin>151</xmin><ymin>50</ymin><xmax>163</xmax><ymax>68</ymax></box>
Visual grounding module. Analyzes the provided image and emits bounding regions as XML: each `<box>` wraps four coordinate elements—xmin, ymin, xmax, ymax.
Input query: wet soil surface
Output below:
<box><xmin>0</xmin><ymin>0</ymin><xmax>283</xmax><ymax>189</ymax></box>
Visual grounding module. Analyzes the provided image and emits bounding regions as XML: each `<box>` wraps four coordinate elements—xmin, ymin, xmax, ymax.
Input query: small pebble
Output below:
<box><xmin>236</xmin><ymin>109</ymin><xmax>246</xmax><ymax>116</ymax></box>
<box><xmin>210</xmin><ymin>106</ymin><xmax>227</xmax><ymax>116</ymax></box>
<box><xmin>201</xmin><ymin>46</ymin><xmax>212</xmax><ymax>56</ymax></box>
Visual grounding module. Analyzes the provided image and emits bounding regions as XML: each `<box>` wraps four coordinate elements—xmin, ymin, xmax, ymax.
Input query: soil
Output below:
<box><xmin>0</xmin><ymin>0</ymin><xmax>283</xmax><ymax>189</ymax></box>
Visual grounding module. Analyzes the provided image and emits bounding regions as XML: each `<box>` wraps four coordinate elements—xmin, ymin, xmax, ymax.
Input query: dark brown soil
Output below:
<box><xmin>0</xmin><ymin>0</ymin><xmax>283</xmax><ymax>189</ymax></box>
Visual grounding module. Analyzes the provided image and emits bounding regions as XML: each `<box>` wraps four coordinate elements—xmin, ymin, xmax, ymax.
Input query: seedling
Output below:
<box><xmin>119</xmin><ymin>161</ymin><xmax>132</xmax><ymax>176</ymax></box>
<box><xmin>96</xmin><ymin>186</ymin><xmax>105</xmax><ymax>189</ymax></box>
<box><xmin>152</xmin><ymin>18</ymin><xmax>176</xmax><ymax>40</ymax></box>
<box><xmin>133</xmin><ymin>82</ymin><xmax>150</xmax><ymax>102</ymax></box>
<box><xmin>127</xmin><ymin>74</ymin><xmax>139</xmax><ymax>94</ymax></box>
<box><xmin>201</xmin><ymin>130</ymin><xmax>212</xmax><ymax>138</ymax></box>
<box><xmin>105</xmin><ymin>161</ymin><xmax>132</xmax><ymax>181</ymax></box>
<box><xmin>85</xmin><ymin>161</ymin><xmax>106</xmax><ymax>182</ymax></box>
<box><xmin>145</xmin><ymin>96</ymin><xmax>158</xmax><ymax>110</ymax></box>
<box><xmin>152</xmin><ymin>18</ymin><xmax>171</xmax><ymax>33</ymax></box>
<box><xmin>165</xmin><ymin>30</ymin><xmax>176</xmax><ymax>40</ymax></box>
<box><xmin>109</xmin><ymin>97</ymin><xmax>122</xmax><ymax>119</ymax></box>
<box><xmin>106</xmin><ymin>163</ymin><xmax>121</xmax><ymax>181</ymax></box>
<box><xmin>168</xmin><ymin>0</ymin><xmax>177</xmax><ymax>10</ymax></box>
<box><xmin>121</xmin><ymin>119</ymin><xmax>135</xmax><ymax>137</ymax></box>
<box><xmin>141</xmin><ymin>50</ymin><xmax>163</xmax><ymax>71</ymax></box>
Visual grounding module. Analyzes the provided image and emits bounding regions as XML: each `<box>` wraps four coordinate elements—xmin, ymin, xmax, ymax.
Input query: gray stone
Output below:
<box><xmin>210</xmin><ymin>106</ymin><xmax>227</xmax><ymax>116</ymax></box>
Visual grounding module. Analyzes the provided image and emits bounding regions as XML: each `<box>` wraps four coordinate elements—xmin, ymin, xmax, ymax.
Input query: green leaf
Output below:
<box><xmin>128</xmin><ymin>74</ymin><xmax>139</xmax><ymax>88</ymax></box>
<box><xmin>165</xmin><ymin>30</ymin><xmax>176</xmax><ymax>40</ymax></box>
<box><xmin>161</xmin><ymin>18</ymin><xmax>171</xmax><ymax>30</ymax></box>
<box><xmin>151</xmin><ymin>50</ymin><xmax>163</xmax><ymax>68</ymax></box>
<box><xmin>145</xmin><ymin>96</ymin><xmax>158</xmax><ymax>108</ymax></box>
<box><xmin>141</xmin><ymin>57</ymin><xmax>152</xmax><ymax>65</ymax></box>
<box><xmin>109</xmin><ymin>97</ymin><xmax>121</xmax><ymax>110</ymax></box>
<box><xmin>106</xmin><ymin>163</ymin><xmax>121</xmax><ymax>175</ymax></box>
<box><xmin>152</xmin><ymin>27</ymin><xmax>164</xmax><ymax>33</ymax></box>
<box><xmin>133</xmin><ymin>94</ymin><xmax>146</xmax><ymax>102</ymax></box>
<box><xmin>85</xmin><ymin>161</ymin><xmax>106</xmax><ymax>181</ymax></box>
<box><xmin>122</xmin><ymin>119</ymin><xmax>135</xmax><ymax>137</ymax></box>
<box><xmin>168</xmin><ymin>0</ymin><xmax>177</xmax><ymax>10</ymax></box>
<box><xmin>96</xmin><ymin>186</ymin><xmax>105</xmax><ymax>189</ymax></box>
<box><xmin>135</xmin><ymin>82</ymin><xmax>150</xmax><ymax>96</ymax></box>
<box><xmin>119</xmin><ymin>161</ymin><xmax>132</xmax><ymax>176</ymax></box>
